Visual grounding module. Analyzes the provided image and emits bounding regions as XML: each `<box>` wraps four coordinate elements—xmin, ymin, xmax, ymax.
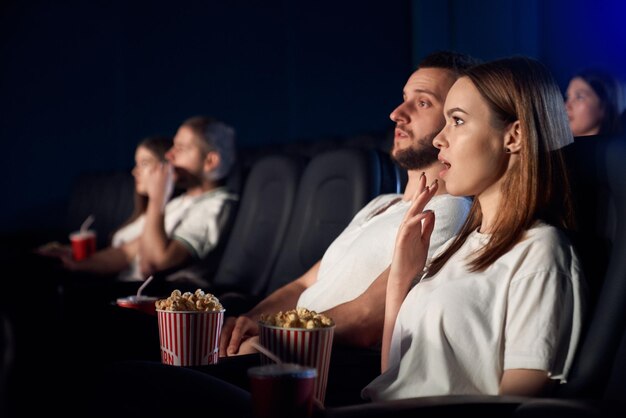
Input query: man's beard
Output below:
<box><xmin>172</xmin><ymin>167</ymin><xmax>202</xmax><ymax>189</ymax></box>
<box><xmin>391</xmin><ymin>131</ymin><xmax>440</xmax><ymax>170</ymax></box>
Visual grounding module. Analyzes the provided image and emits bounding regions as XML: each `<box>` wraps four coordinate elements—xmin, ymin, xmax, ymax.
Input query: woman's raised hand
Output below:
<box><xmin>390</xmin><ymin>173</ymin><xmax>438</xmax><ymax>286</ymax></box>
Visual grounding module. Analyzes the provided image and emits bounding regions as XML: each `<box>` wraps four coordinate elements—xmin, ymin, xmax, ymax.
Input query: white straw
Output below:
<box><xmin>251</xmin><ymin>341</ymin><xmax>282</xmax><ymax>364</ymax></box>
<box><xmin>136</xmin><ymin>275</ymin><xmax>154</xmax><ymax>297</ymax></box>
<box><xmin>79</xmin><ymin>214</ymin><xmax>95</xmax><ymax>232</ymax></box>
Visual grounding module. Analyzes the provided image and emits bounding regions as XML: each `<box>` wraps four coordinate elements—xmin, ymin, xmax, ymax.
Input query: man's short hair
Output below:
<box><xmin>417</xmin><ymin>50</ymin><xmax>482</xmax><ymax>78</ymax></box>
<box><xmin>182</xmin><ymin>116</ymin><xmax>237</xmax><ymax>181</ymax></box>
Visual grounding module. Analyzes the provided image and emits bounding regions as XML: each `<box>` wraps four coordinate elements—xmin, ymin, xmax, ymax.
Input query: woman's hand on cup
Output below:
<box><xmin>34</xmin><ymin>242</ymin><xmax>72</xmax><ymax>258</ymax></box>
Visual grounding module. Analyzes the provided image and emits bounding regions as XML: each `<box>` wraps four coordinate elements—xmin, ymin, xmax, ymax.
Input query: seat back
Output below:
<box><xmin>374</xmin><ymin>149</ymin><xmax>402</xmax><ymax>194</ymax></box>
<box><xmin>65</xmin><ymin>171</ymin><xmax>135</xmax><ymax>249</ymax></box>
<box><xmin>211</xmin><ymin>154</ymin><xmax>305</xmax><ymax>297</ymax></box>
<box><xmin>557</xmin><ymin>134</ymin><xmax>626</xmax><ymax>398</ymax></box>
<box><xmin>603</xmin><ymin>320</ymin><xmax>626</xmax><ymax>403</ymax></box>
<box><xmin>0</xmin><ymin>313</ymin><xmax>14</xmax><ymax>417</ymax></box>
<box><xmin>263</xmin><ymin>147</ymin><xmax>384</xmax><ymax>295</ymax></box>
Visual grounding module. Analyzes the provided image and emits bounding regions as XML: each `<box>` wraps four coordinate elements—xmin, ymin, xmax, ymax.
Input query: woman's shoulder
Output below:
<box><xmin>515</xmin><ymin>222</ymin><xmax>580</xmax><ymax>271</ymax></box>
<box><xmin>524</xmin><ymin>222</ymin><xmax>571</xmax><ymax>247</ymax></box>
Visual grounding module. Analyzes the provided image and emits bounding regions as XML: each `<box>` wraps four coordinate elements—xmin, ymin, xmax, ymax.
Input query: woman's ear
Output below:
<box><xmin>504</xmin><ymin>120</ymin><xmax>522</xmax><ymax>154</ymax></box>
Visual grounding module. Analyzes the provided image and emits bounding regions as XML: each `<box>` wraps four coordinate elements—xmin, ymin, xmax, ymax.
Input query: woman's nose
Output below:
<box><xmin>433</xmin><ymin>130</ymin><xmax>446</xmax><ymax>149</ymax></box>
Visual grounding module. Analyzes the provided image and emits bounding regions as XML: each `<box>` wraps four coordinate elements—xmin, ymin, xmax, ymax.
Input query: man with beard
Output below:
<box><xmin>139</xmin><ymin>116</ymin><xmax>238</xmax><ymax>287</ymax></box>
<box><xmin>220</xmin><ymin>51</ymin><xmax>477</xmax><ymax>357</ymax></box>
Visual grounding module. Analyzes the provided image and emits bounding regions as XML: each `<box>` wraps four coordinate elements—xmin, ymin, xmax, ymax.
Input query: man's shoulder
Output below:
<box><xmin>194</xmin><ymin>187</ymin><xmax>239</xmax><ymax>206</ymax></box>
<box><xmin>366</xmin><ymin>193</ymin><xmax>404</xmax><ymax>206</ymax></box>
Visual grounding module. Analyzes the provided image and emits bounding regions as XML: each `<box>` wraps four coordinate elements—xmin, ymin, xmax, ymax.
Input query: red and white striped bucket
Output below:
<box><xmin>156</xmin><ymin>309</ymin><xmax>224</xmax><ymax>366</ymax></box>
<box><xmin>258</xmin><ymin>323</ymin><xmax>335</xmax><ymax>404</ymax></box>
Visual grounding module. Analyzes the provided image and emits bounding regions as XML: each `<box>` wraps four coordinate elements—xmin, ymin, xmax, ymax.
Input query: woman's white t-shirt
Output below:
<box><xmin>362</xmin><ymin>223</ymin><xmax>586</xmax><ymax>401</ymax></box>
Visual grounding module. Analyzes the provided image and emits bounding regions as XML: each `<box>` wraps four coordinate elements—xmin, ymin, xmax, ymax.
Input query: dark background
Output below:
<box><xmin>1</xmin><ymin>0</ymin><xmax>625</xmax><ymax>235</ymax></box>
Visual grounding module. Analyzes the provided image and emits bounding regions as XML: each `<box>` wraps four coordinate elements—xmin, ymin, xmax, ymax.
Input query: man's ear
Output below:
<box><xmin>204</xmin><ymin>151</ymin><xmax>221</xmax><ymax>173</ymax></box>
<box><xmin>504</xmin><ymin>120</ymin><xmax>522</xmax><ymax>153</ymax></box>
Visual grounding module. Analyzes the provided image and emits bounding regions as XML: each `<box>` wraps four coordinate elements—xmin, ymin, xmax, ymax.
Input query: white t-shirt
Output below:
<box><xmin>112</xmin><ymin>187</ymin><xmax>237</xmax><ymax>282</ymax></box>
<box><xmin>111</xmin><ymin>217</ymin><xmax>145</xmax><ymax>249</ymax></box>
<box><xmin>362</xmin><ymin>222</ymin><xmax>587</xmax><ymax>401</ymax></box>
<box><xmin>296</xmin><ymin>193</ymin><xmax>471</xmax><ymax>313</ymax></box>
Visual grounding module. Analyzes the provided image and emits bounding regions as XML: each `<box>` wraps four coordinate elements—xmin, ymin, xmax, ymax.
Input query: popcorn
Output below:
<box><xmin>155</xmin><ymin>288</ymin><xmax>223</xmax><ymax>312</ymax></box>
<box><xmin>260</xmin><ymin>307</ymin><xmax>334</xmax><ymax>329</ymax></box>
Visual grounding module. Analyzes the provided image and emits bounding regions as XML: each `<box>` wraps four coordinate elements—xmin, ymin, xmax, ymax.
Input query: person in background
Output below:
<box><xmin>565</xmin><ymin>68</ymin><xmax>624</xmax><ymax>137</ymax></box>
<box><xmin>137</xmin><ymin>116</ymin><xmax>238</xmax><ymax>287</ymax></box>
<box><xmin>60</xmin><ymin>116</ymin><xmax>238</xmax><ymax>365</ymax></box>
<box><xmin>220</xmin><ymin>50</ymin><xmax>478</xmax><ymax>357</ymax></box>
<box><xmin>40</xmin><ymin>116</ymin><xmax>238</xmax><ymax>288</ymax></box>
<box><xmin>36</xmin><ymin>135</ymin><xmax>174</xmax><ymax>281</ymax></box>
<box><xmin>363</xmin><ymin>56</ymin><xmax>587</xmax><ymax>401</ymax></box>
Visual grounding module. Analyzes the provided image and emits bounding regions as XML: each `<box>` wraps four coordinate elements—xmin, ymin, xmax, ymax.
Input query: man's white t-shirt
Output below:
<box><xmin>112</xmin><ymin>187</ymin><xmax>237</xmax><ymax>281</ymax></box>
<box><xmin>297</xmin><ymin>193</ymin><xmax>471</xmax><ymax>312</ymax></box>
<box><xmin>362</xmin><ymin>222</ymin><xmax>587</xmax><ymax>401</ymax></box>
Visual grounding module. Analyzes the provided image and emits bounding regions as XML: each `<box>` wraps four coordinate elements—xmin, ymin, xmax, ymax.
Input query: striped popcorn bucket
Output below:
<box><xmin>156</xmin><ymin>309</ymin><xmax>224</xmax><ymax>366</ymax></box>
<box><xmin>258</xmin><ymin>323</ymin><xmax>335</xmax><ymax>404</ymax></box>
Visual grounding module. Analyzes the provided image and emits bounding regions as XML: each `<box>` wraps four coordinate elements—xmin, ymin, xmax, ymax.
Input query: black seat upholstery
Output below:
<box><xmin>0</xmin><ymin>313</ymin><xmax>14</xmax><ymax>418</ymax></box>
<box><xmin>263</xmin><ymin>147</ymin><xmax>387</xmax><ymax>295</ymax></box>
<box><xmin>211</xmin><ymin>154</ymin><xmax>305</xmax><ymax>298</ymax></box>
<box><xmin>322</xmin><ymin>133</ymin><xmax>626</xmax><ymax>417</ymax></box>
<box><xmin>65</xmin><ymin>170</ymin><xmax>135</xmax><ymax>249</ymax></box>
<box><xmin>557</xmin><ymin>134</ymin><xmax>626</xmax><ymax>398</ymax></box>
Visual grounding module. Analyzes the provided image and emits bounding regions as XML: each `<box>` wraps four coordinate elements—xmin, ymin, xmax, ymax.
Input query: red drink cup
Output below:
<box><xmin>69</xmin><ymin>230</ymin><xmax>96</xmax><ymax>261</ymax></box>
<box><xmin>258</xmin><ymin>323</ymin><xmax>334</xmax><ymax>405</ymax></box>
<box><xmin>248</xmin><ymin>363</ymin><xmax>317</xmax><ymax>418</ymax></box>
<box><xmin>116</xmin><ymin>296</ymin><xmax>158</xmax><ymax>316</ymax></box>
<box><xmin>156</xmin><ymin>309</ymin><xmax>224</xmax><ymax>366</ymax></box>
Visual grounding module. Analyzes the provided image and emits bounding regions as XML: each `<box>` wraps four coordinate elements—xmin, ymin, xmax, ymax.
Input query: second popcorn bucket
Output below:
<box><xmin>156</xmin><ymin>289</ymin><xmax>224</xmax><ymax>366</ymax></box>
<box><xmin>258</xmin><ymin>308</ymin><xmax>335</xmax><ymax>405</ymax></box>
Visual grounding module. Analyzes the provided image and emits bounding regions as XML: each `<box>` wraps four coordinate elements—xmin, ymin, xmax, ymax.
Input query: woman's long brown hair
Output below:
<box><xmin>427</xmin><ymin>57</ymin><xmax>575</xmax><ymax>276</ymax></box>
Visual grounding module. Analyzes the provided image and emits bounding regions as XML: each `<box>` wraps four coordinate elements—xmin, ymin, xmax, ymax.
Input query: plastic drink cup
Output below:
<box><xmin>258</xmin><ymin>323</ymin><xmax>334</xmax><ymax>405</ymax></box>
<box><xmin>69</xmin><ymin>230</ymin><xmax>96</xmax><ymax>261</ymax></box>
<box><xmin>116</xmin><ymin>296</ymin><xmax>158</xmax><ymax>316</ymax></box>
<box><xmin>156</xmin><ymin>309</ymin><xmax>224</xmax><ymax>366</ymax></box>
<box><xmin>248</xmin><ymin>363</ymin><xmax>317</xmax><ymax>418</ymax></box>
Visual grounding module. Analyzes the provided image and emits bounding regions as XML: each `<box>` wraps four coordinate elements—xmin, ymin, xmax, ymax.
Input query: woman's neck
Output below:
<box><xmin>476</xmin><ymin>185</ymin><xmax>502</xmax><ymax>234</ymax></box>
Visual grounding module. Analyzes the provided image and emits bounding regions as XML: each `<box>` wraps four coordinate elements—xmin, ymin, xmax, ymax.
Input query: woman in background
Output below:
<box><xmin>565</xmin><ymin>68</ymin><xmax>623</xmax><ymax>137</ymax></box>
<box><xmin>36</xmin><ymin>135</ymin><xmax>173</xmax><ymax>280</ymax></box>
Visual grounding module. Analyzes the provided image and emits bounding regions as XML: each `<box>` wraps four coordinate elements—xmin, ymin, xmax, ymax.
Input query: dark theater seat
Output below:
<box><xmin>263</xmin><ymin>147</ymin><xmax>392</xmax><ymax>296</ymax></box>
<box><xmin>217</xmin><ymin>147</ymin><xmax>398</xmax><ymax>314</ymax></box>
<box><xmin>212</xmin><ymin>154</ymin><xmax>306</xmax><ymax>310</ymax></box>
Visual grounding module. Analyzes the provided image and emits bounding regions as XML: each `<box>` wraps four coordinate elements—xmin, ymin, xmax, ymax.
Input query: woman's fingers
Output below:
<box><xmin>403</xmin><ymin>178</ymin><xmax>439</xmax><ymax>222</ymax></box>
<box><xmin>420</xmin><ymin>209</ymin><xmax>435</xmax><ymax>247</ymax></box>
